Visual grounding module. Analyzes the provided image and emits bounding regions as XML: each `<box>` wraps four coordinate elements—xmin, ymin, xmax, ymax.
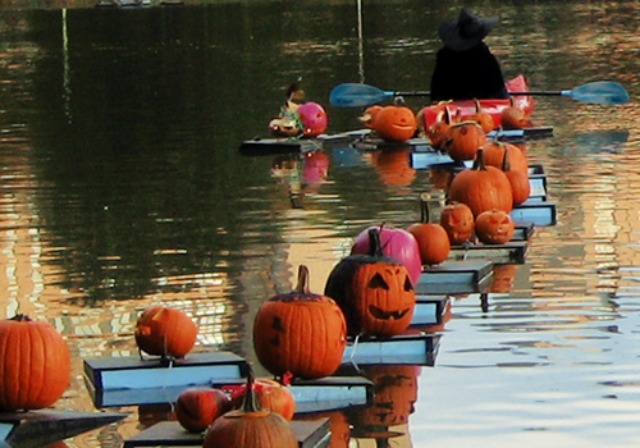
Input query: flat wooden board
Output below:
<box><xmin>343</xmin><ymin>331</ymin><xmax>440</xmax><ymax>366</ymax></box>
<box><xmin>449</xmin><ymin>241</ymin><xmax>529</xmax><ymax>264</ymax></box>
<box><xmin>123</xmin><ymin>418</ymin><xmax>330</xmax><ymax>448</ymax></box>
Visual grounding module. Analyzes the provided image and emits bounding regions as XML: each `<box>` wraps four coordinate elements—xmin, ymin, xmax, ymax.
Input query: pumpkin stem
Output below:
<box><xmin>501</xmin><ymin>146</ymin><xmax>511</xmax><ymax>172</ymax></box>
<box><xmin>294</xmin><ymin>265</ymin><xmax>311</xmax><ymax>295</ymax></box>
<box><xmin>472</xmin><ymin>148</ymin><xmax>487</xmax><ymax>171</ymax></box>
<box><xmin>368</xmin><ymin>228</ymin><xmax>384</xmax><ymax>258</ymax></box>
<box><xmin>419</xmin><ymin>193</ymin><xmax>431</xmax><ymax>223</ymax></box>
<box><xmin>242</xmin><ymin>366</ymin><xmax>260</xmax><ymax>413</ymax></box>
<box><xmin>9</xmin><ymin>314</ymin><xmax>31</xmax><ymax>322</ymax></box>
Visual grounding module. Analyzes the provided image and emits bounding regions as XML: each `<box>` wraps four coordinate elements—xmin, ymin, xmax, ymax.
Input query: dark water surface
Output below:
<box><xmin>1</xmin><ymin>0</ymin><xmax>640</xmax><ymax>446</ymax></box>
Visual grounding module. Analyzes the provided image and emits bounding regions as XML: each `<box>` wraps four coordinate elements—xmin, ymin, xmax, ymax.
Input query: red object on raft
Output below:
<box><xmin>419</xmin><ymin>75</ymin><xmax>534</xmax><ymax>130</ymax></box>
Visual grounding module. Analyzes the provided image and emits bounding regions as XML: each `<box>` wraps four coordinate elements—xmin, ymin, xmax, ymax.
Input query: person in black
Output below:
<box><xmin>430</xmin><ymin>8</ymin><xmax>508</xmax><ymax>102</ymax></box>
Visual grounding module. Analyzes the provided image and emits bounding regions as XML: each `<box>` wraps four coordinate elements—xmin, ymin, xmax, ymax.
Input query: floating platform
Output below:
<box><xmin>512</xmin><ymin>221</ymin><xmax>535</xmax><ymax>241</ymax></box>
<box><xmin>288</xmin><ymin>376</ymin><xmax>374</xmax><ymax>413</ymax></box>
<box><xmin>417</xmin><ymin>259</ymin><xmax>494</xmax><ymax>295</ymax></box>
<box><xmin>0</xmin><ymin>410</ymin><xmax>126</xmax><ymax>447</ymax></box>
<box><xmin>342</xmin><ymin>331</ymin><xmax>440</xmax><ymax>366</ymax></box>
<box><xmin>239</xmin><ymin>130</ymin><xmax>368</xmax><ymax>156</ymax></box>
<box><xmin>449</xmin><ymin>240</ymin><xmax>528</xmax><ymax>264</ymax></box>
<box><xmin>123</xmin><ymin>418</ymin><xmax>331</xmax><ymax>448</ymax></box>
<box><xmin>411</xmin><ymin>295</ymin><xmax>450</xmax><ymax>326</ymax></box>
<box><xmin>511</xmin><ymin>202</ymin><xmax>557</xmax><ymax>226</ymax></box>
<box><xmin>84</xmin><ymin>351</ymin><xmax>248</xmax><ymax>408</ymax></box>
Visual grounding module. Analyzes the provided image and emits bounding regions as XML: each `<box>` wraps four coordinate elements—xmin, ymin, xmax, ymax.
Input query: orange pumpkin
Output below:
<box><xmin>358</xmin><ymin>105</ymin><xmax>383</xmax><ymax>129</ymax></box>
<box><xmin>447</xmin><ymin>149</ymin><xmax>514</xmax><ymax>217</ymax></box>
<box><xmin>444</xmin><ymin>121</ymin><xmax>487</xmax><ymax>162</ymax></box>
<box><xmin>253</xmin><ymin>265</ymin><xmax>347</xmax><ymax>380</ymax></box>
<box><xmin>175</xmin><ymin>387</ymin><xmax>231</xmax><ymax>433</ymax></box>
<box><xmin>482</xmin><ymin>140</ymin><xmax>529</xmax><ymax>176</ymax></box>
<box><xmin>502</xmin><ymin>147</ymin><xmax>531</xmax><ymax>206</ymax></box>
<box><xmin>426</xmin><ymin>108</ymin><xmax>453</xmax><ymax>149</ymax></box>
<box><xmin>135</xmin><ymin>305</ymin><xmax>198</xmax><ymax>359</ymax></box>
<box><xmin>373</xmin><ymin>105</ymin><xmax>417</xmax><ymax>142</ymax></box>
<box><xmin>223</xmin><ymin>377</ymin><xmax>296</xmax><ymax>421</ymax></box>
<box><xmin>501</xmin><ymin>97</ymin><xmax>532</xmax><ymax>129</ymax></box>
<box><xmin>439</xmin><ymin>200</ymin><xmax>475</xmax><ymax>245</ymax></box>
<box><xmin>470</xmin><ymin>99</ymin><xmax>495</xmax><ymax>133</ymax></box>
<box><xmin>407</xmin><ymin>193</ymin><xmax>451</xmax><ymax>265</ymax></box>
<box><xmin>325</xmin><ymin>227</ymin><xmax>416</xmax><ymax>338</ymax></box>
<box><xmin>203</xmin><ymin>370</ymin><xmax>297</xmax><ymax>448</ymax></box>
<box><xmin>0</xmin><ymin>314</ymin><xmax>71</xmax><ymax>411</ymax></box>
<box><xmin>475</xmin><ymin>209</ymin><xmax>515</xmax><ymax>244</ymax></box>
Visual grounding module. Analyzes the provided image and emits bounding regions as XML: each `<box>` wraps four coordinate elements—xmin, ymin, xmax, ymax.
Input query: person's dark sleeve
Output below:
<box><xmin>481</xmin><ymin>53</ymin><xmax>509</xmax><ymax>99</ymax></box>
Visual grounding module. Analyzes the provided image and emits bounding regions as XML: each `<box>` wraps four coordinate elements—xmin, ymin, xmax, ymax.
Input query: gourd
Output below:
<box><xmin>444</xmin><ymin>121</ymin><xmax>487</xmax><ymax>162</ymax></box>
<box><xmin>373</xmin><ymin>105</ymin><xmax>417</xmax><ymax>142</ymax></box>
<box><xmin>350</xmin><ymin>224</ymin><xmax>422</xmax><ymax>286</ymax></box>
<box><xmin>325</xmin><ymin>227</ymin><xmax>416</xmax><ymax>338</ymax></box>
<box><xmin>407</xmin><ymin>193</ymin><xmax>451</xmax><ymax>265</ymax></box>
<box><xmin>439</xmin><ymin>200</ymin><xmax>475</xmax><ymax>245</ymax></box>
<box><xmin>475</xmin><ymin>209</ymin><xmax>515</xmax><ymax>245</ymax></box>
<box><xmin>253</xmin><ymin>265</ymin><xmax>347</xmax><ymax>380</ymax></box>
<box><xmin>0</xmin><ymin>314</ymin><xmax>71</xmax><ymax>411</ymax></box>
<box><xmin>175</xmin><ymin>387</ymin><xmax>231</xmax><ymax>433</ymax></box>
<box><xmin>202</xmin><ymin>369</ymin><xmax>297</xmax><ymax>448</ymax></box>
<box><xmin>447</xmin><ymin>149</ymin><xmax>514</xmax><ymax>217</ymax></box>
<box><xmin>134</xmin><ymin>305</ymin><xmax>198</xmax><ymax>359</ymax></box>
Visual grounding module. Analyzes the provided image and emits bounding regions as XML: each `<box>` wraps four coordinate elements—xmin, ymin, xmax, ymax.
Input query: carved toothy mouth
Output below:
<box><xmin>369</xmin><ymin>305</ymin><xmax>410</xmax><ymax>320</ymax></box>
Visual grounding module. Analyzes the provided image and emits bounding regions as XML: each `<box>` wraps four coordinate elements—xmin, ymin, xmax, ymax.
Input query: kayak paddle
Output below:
<box><xmin>329</xmin><ymin>81</ymin><xmax>629</xmax><ymax>107</ymax></box>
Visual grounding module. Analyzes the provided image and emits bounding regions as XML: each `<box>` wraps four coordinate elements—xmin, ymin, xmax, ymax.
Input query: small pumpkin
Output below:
<box><xmin>253</xmin><ymin>265</ymin><xmax>347</xmax><ymax>380</ymax></box>
<box><xmin>373</xmin><ymin>105</ymin><xmax>417</xmax><ymax>142</ymax></box>
<box><xmin>444</xmin><ymin>121</ymin><xmax>487</xmax><ymax>162</ymax></box>
<box><xmin>470</xmin><ymin>99</ymin><xmax>495</xmax><ymax>133</ymax></box>
<box><xmin>447</xmin><ymin>149</ymin><xmax>514</xmax><ymax>217</ymax></box>
<box><xmin>135</xmin><ymin>305</ymin><xmax>198</xmax><ymax>359</ymax></box>
<box><xmin>407</xmin><ymin>193</ymin><xmax>451</xmax><ymax>265</ymax></box>
<box><xmin>175</xmin><ymin>387</ymin><xmax>231</xmax><ymax>433</ymax></box>
<box><xmin>501</xmin><ymin>97</ymin><xmax>532</xmax><ymax>129</ymax></box>
<box><xmin>426</xmin><ymin>108</ymin><xmax>453</xmax><ymax>149</ymax></box>
<box><xmin>203</xmin><ymin>369</ymin><xmax>298</xmax><ymax>448</ymax></box>
<box><xmin>0</xmin><ymin>314</ymin><xmax>71</xmax><ymax>411</ymax></box>
<box><xmin>358</xmin><ymin>105</ymin><xmax>383</xmax><ymax>129</ymax></box>
<box><xmin>223</xmin><ymin>376</ymin><xmax>296</xmax><ymax>421</ymax></box>
<box><xmin>325</xmin><ymin>227</ymin><xmax>416</xmax><ymax>338</ymax></box>
<box><xmin>475</xmin><ymin>209</ymin><xmax>515</xmax><ymax>245</ymax></box>
<box><xmin>439</xmin><ymin>200</ymin><xmax>475</xmax><ymax>245</ymax></box>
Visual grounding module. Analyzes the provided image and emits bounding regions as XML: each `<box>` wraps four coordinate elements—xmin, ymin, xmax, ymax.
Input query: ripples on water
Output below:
<box><xmin>1</xmin><ymin>0</ymin><xmax>640</xmax><ymax>447</ymax></box>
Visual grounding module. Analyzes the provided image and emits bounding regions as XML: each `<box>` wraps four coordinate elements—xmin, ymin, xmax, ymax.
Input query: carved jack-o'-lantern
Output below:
<box><xmin>439</xmin><ymin>201</ymin><xmax>475</xmax><ymax>245</ymax></box>
<box><xmin>475</xmin><ymin>209</ymin><xmax>515</xmax><ymax>245</ymax></box>
<box><xmin>373</xmin><ymin>105</ymin><xmax>417</xmax><ymax>143</ymax></box>
<box><xmin>325</xmin><ymin>228</ymin><xmax>416</xmax><ymax>337</ymax></box>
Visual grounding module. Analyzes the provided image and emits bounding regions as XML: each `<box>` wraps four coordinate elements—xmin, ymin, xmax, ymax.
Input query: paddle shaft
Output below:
<box><xmin>391</xmin><ymin>90</ymin><xmax>570</xmax><ymax>97</ymax></box>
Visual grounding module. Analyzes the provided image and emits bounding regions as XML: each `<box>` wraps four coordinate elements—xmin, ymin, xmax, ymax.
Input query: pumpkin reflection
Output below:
<box><xmin>349</xmin><ymin>364</ymin><xmax>420</xmax><ymax>428</ymax></box>
<box><xmin>490</xmin><ymin>264</ymin><xmax>518</xmax><ymax>293</ymax></box>
<box><xmin>428</xmin><ymin>166</ymin><xmax>454</xmax><ymax>191</ymax></box>
<box><xmin>371</xmin><ymin>148</ymin><xmax>416</xmax><ymax>187</ymax></box>
<box><xmin>296</xmin><ymin>410</ymin><xmax>350</xmax><ymax>448</ymax></box>
<box><xmin>302</xmin><ymin>150</ymin><xmax>330</xmax><ymax>185</ymax></box>
<box><xmin>138</xmin><ymin>403</ymin><xmax>175</xmax><ymax>429</ymax></box>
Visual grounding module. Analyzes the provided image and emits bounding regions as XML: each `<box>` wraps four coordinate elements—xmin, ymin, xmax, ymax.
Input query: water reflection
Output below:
<box><xmin>2</xmin><ymin>0</ymin><xmax>640</xmax><ymax>447</ymax></box>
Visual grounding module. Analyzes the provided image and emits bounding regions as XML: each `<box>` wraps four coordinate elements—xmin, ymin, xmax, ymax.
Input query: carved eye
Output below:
<box><xmin>404</xmin><ymin>276</ymin><xmax>414</xmax><ymax>292</ymax></box>
<box><xmin>368</xmin><ymin>273</ymin><xmax>389</xmax><ymax>290</ymax></box>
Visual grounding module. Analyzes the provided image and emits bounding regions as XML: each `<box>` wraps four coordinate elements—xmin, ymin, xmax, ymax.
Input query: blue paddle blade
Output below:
<box><xmin>568</xmin><ymin>81</ymin><xmax>630</xmax><ymax>105</ymax></box>
<box><xmin>329</xmin><ymin>83</ymin><xmax>395</xmax><ymax>107</ymax></box>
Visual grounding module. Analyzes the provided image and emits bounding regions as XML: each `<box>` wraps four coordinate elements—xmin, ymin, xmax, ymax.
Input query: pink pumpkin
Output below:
<box><xmin>297</xmin><ymin>102</ymin><xmax>328</xmax><ymax>137</ymax></box>
<box><xmin>351</xmin><ymin>224</ymin><xmax>422</xmax><ymax>286</ymax></box>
